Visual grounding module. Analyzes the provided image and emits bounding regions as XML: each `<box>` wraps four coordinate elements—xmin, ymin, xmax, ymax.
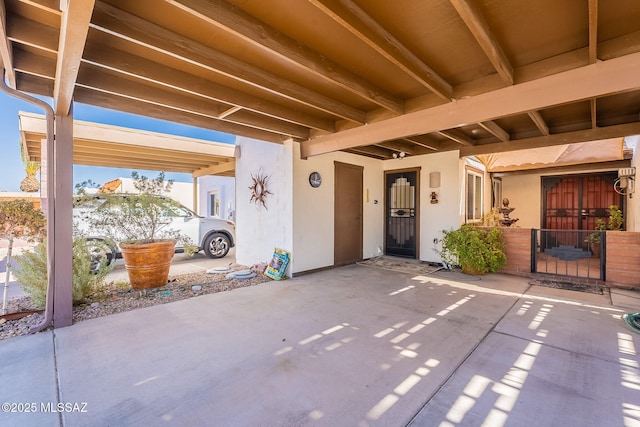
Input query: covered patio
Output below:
<box><xmin>1</xmin><ymin>265</ymin><xmax>638</xmax><ymax>426</ymax></box>
<box><xmin>1</xmin><ymin>1</ymin><xmax>640</xmax><ymax>327</ymax></box>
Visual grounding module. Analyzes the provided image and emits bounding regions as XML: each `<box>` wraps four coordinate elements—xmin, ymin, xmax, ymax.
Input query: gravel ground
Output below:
<box><xmin>0</xmin><ymin>268</ymin><xmax>270</xmax><ymax>341</ymax></box>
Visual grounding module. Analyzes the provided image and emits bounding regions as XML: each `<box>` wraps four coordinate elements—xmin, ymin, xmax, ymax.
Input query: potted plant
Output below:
<box><xmin>76</xmin><ymin>172</ymin><xmax>195</xmax><ymax>290</ymax></box>
<box><xmin>18</xmin><ymin>142</ymin><xmax>40</xmax><ymax>193</ymax></box>
<box><xmin>440</xmin><ymin>224</ymin><xmax>507</xmax><ymax>275</ymax></box>
<box><xmin>585</xmin><ymin>205</ymin><xmax>623</xmax><ymax>257</ymax></box>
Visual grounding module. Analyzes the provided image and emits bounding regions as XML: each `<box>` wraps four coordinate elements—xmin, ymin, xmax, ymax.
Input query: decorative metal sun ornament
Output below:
<box><xmin>249</xmin><ymin>170</ymin><xmax>272</xmax><ymax>210</ymax></box>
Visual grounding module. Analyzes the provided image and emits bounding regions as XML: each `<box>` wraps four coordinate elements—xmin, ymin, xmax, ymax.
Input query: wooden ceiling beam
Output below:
<box><xmin>301</xmin><ymin>51</ymin><xmax>640</xmax><ymax>157</ymax></box>
<box><xmin>91</xmin><ymin>1</ymin><xmax>366</xmax><ymax>124</ymax></box>
<box><xmin>479</xmin><ymin>120</ymin><xmax>509</xmax><ymax>141</ymax></box>
<box><xmin>193</xmin><ymin>159</ymin><xmax>236</xmax><ymax>178</ymax></box>
<box><xmin>589</xmin><ymin>0</ymin><xmax>598</xmax><ymax>64</ymax></box>
<box><xmin>437</xmin><ymin>129</ymin><xmax>475</xmax><ymax>146</ymax></box>
<box><xmin>402</xmin><ymin>137</ymin><xmax>440</xmax><ymax>151</ymax></box>
<box><xmin>449</xmin><ymin>0</ymin><xmax>514</xmax><ymax>85</ymax></box>
<box><xmin>373</xmin><ymin>141</ymin><xmax>416</xmax><ymax>155</ymax></box>
<box><xmin>81</xmin><ymin>44</ymin><xmax>335</xmax><ymax>132</ymax></box>
<box><xmin>72</xmin><ymin>144</ymin><xmax>228</xmax><ymax>164</ymax></box>
<box><xmin>309</xmin><ymin>0</ymin><xmax>452</xmax><ymax>100</ymax></box>
<box><xmin>70</xmin><ymin>155</ymin><xmax>200</xmax><ymax>173</ymax></box>
<box><xmin>0</xmin><ymin>0</ymin><xmax>16</xmax><ymax>87</ymax></box>
<box><xmin>460</xmin><ymin>122</ymin><xmax>640</xmax><ymax>157</ymax></box>
<box><xmin>53</xmin><ymin>0</ymin><xmax>94</xmax><ymax>115</ymax></box>
<box><xmin>72</xmin><ymin>85</ymin><xmax>286</xmax><ymax>144</ymax></box>
<box><xmin>75</xmin><ymin>65</ymin><xmax>310</xmax><ymax>139</ymax></box>
<box><xmin>7</xmin><ymin>14</ymin><xmax>59</xmax><ymax>54</ymax></box>
<box><xmin>218</xmin><ymin>106</ymin><xmax>242</xmax><ymax>119</ymax></box>
<box><xmin>166</xmin><ymin>0</ymin><xmax>403</xmax><ymax>114</ymax></box>
<box><xmin>348</xmin><ymin>145</ymin><xmax>392</xmax><ymax>158</ymax></box>
<box><xmin>527</xmin><ymin>111</ymin><xmax>550</xmax><ymax>136</ymax></box>
<box><xmin>591</xmin><ymin>99</ymin><xmax>597</xmax><ymax>129</ymax></box>
<box><xmin>343</xmin><ymin>148</ymin><xmax>385</xmax><ymax>160</ymax></box>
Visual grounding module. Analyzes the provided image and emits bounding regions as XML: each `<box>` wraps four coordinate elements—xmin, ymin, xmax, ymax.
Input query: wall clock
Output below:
<box><xmin>309</xmin><ymin>172</ymin><xmax>322</xmax><ymax>188</ymax></box>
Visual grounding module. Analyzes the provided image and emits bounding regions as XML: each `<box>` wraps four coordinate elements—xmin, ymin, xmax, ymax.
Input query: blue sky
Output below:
<box><xmin>0</xmin><ymin>91</ymin><xmax>236</xmax><ymax>192</ymax></box>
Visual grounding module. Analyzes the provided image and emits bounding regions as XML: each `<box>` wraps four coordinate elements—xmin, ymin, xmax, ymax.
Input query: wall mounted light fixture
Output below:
<box><xmin>429</xmin><ymin>171</ymin><xmax>441</xmax><ymax>204</ymax></box>
<box><xmin>392</xmin><ymin>151</ymin><xmax>406</xmax><ymax>159</ymax></box>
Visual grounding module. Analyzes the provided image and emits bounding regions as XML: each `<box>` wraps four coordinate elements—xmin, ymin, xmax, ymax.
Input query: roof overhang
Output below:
<box><xmin>18</xmin><ymin>111</ymin><xmax>237</xmax><ymax>177</ymax></box>
<box><xmin>3</xmin><ymin>1</ymin><xmax>640</xmax><ymax>161</ymax></box>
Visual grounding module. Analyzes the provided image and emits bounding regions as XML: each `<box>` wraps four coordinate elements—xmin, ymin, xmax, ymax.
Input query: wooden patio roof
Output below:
<box><xmin>18</xmin><ymin>112</ymin><xmax>236</xmax><ymax>177</ymax></box>
<box><xmin>2</xmin><ymin>0</ymin><xmax>640</xmax><ymax>161</ymax></box>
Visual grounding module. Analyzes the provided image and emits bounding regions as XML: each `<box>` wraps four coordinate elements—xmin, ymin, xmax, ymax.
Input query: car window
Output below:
<box><xmin>164</xmin><ymin>204</ymin><xmax>191</xmax><ymax>217</ymax></box>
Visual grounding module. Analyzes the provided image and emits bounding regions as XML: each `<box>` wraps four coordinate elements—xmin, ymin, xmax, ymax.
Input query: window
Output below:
<box><xmin>466</xmin><ymin>168</ymin><xmax>483</xmax><ymax>222</ymax></box>
<box><xmin>492</xmin><ymin>177</ymin><xmax>502</xmax><ymax>209</ymax></box>
<box><xmin>208</xmin><ymin>192</ymin><xmax>220</xmax><ymax>217</ymax></box>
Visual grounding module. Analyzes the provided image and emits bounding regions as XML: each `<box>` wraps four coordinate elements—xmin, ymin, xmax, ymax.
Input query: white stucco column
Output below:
<box><xmin>235</xmin><ymin>137</ymin><xmax>294</xmax><ymax>273</ymax></box>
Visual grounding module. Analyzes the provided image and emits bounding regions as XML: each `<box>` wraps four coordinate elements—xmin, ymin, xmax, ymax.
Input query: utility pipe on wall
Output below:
<box><xmin>0</xmin><ymin>69</ymin><xmax>56</xmax><ymax>333</ymax></box>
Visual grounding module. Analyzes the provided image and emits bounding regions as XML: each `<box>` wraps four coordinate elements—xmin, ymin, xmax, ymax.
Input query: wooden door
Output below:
<box><xmin>334</xmin><ymin>162</ymin><xmax>363</xmax><ymax>266</ymax></box>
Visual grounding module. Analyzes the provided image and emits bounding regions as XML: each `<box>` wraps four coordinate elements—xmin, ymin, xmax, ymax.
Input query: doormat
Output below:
<box><xmin>529</xmin><ymin>278</ymin><xmax>605</xmax><ymax>295</ymax></box>
<box><xmin>357</xmin><ymin>256</ymin><xmax>444</xmax><ymax>276</ymax></box>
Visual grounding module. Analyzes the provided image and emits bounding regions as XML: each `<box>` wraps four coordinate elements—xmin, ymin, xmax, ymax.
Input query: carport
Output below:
<box><xmin>1</xmin><ymin>0</ymin><xmax>640</xmax><ymax>328</ymax></box>
<box><xmin>18</xmin><ymin>111</ymin><xmax>237</xmax><ymax>211</ymax></box>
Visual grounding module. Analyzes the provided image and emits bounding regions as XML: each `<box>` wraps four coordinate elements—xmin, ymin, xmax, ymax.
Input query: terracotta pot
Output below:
<box><xmin>462</xmin><ymin>263</ymin><xmax>486</xmax><ymax>275</ymax></box>
<box><xmin>120</xmin><ymin>240</ymin><xmax>176</xmax><ymax>289</ymax></box>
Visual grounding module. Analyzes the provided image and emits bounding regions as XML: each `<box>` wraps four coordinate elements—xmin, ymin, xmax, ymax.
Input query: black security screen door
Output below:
<box><xmin>385</xmin><ymin>171</ymin><xmax>418</xmax><ymax>258</ymax></box>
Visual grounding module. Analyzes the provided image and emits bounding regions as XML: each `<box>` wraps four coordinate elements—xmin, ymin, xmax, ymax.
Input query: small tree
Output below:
<box><xmin>14</xmin><ymin>237</ymin><xmax>112</xmax><ymax>307</ymax></box>
<box><xmin>19</xmin><ymin>141</ymin><xmax>40</xmax><ymax>193</ymax></box>
<box><xmin>76</xmin><ymin>171</ymin><xmax>184</xmax><ymax>244</ymax></box>
<box><xmin>0</xmin><ymin>200</ymin><xmax>46</xmax><ymax>314</ymax></box>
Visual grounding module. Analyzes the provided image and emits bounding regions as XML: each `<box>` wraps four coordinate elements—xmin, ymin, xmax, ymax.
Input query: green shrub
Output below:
<box><xmin>14</xmin><ymin>237</ymin><xmax>113</xmax><ymax>307</ymax></box>
<box><xmin>440</xmin><ymin>225</ymin><xmax>507</xmax><ymax>274</ymax></box>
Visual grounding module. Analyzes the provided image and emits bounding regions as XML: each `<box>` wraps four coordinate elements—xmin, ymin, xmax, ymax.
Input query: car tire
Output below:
<box><xmin>203</xmin><ymin>232</ymin><xmax>230</xmax><ymax>258</ymax></box>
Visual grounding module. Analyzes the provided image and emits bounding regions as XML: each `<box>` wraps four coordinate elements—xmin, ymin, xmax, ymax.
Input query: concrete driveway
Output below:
<box><xmin>1</xmin><ymin>265</ymin><xmax>638</xmax><ymax>426</ymax></box>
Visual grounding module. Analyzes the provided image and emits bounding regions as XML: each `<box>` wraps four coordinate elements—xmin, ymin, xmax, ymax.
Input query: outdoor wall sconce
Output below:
<box><xmin>429</xmin><ymin>171</ymin><xmax>440</xmax><ymax>204</ymax></box>
<box><xmin>392</xmin><ymin>151</ymin><xmax>406</xmax><ymax>159</ymax></box>
<box><xmin>615</xmin><ymin>167</ymin><xmax>636</xmax><ymax>197</ymax></box>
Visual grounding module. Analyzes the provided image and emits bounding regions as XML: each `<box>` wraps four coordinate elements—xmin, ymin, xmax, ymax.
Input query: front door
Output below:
<box><xmin>543</xmin><ymin>173</ymin><xmax>623</xmax><ymax>232</ymax></box>
<box><xmin>334</xmin><ymin>162</ymin><xmax>363</xmax><ymax>266</ymax></box>
<box><xmin>385</xmin><ymin>169</ymin><xmax>419</xmax><ymax>258</ymax></box>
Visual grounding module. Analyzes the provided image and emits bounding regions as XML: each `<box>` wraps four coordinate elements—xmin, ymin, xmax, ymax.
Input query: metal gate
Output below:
<box><xmin>385</xmin><ymin>170</ymin><xmax>418</xmax><ymax>258</ymax></box>
<box><xmin>533</xmin><ymin>229</ymin><xmax>605</xmax><ymax>280</ymax></box>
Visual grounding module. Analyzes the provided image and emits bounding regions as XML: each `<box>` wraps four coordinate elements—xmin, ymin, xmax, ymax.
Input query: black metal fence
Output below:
<box><xmin>532</xmin><ymin>229</ymin><xmax>605</xmax><ymax>280</ymax></box>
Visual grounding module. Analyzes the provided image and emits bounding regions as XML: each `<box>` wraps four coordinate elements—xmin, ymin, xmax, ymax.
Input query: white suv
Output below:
<box><xmin>74</xmin><ymin>194</ymin><xmax>235</xmax><ymax>264</ymax></box>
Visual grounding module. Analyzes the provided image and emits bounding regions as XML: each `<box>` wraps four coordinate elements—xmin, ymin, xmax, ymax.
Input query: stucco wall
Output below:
<box><xmin>501</xmin><ymin>174</ymin><xmax>541</xmax><ymax>228</ymax></box>
<box><xmin>198</xmin><ymin>175</ymin><xmax>235</xmax><ymax>221</ymax></box>
<box><xmin>500</xmin><ymin>165</ymin><xmax>629</xmax><ymax>230</ymax></box>
<box><xmin>119</xmin><ymin>177</ymin><xmax>195</xmax><ymax>210</ymax></box>
<box><xmin>235</xmin><ymin>137</ymin><xmax>293</xmax><ymax>271</ymax></box>
<box><xmin>292</xmin><ymin>143</ymin><xmax>384</xmax><ymax>273</ymax></box>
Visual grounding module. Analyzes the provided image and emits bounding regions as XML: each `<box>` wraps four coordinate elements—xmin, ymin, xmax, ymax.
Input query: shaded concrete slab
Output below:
<box><xmin>2</xmin><ymin>265</ymin><xmax>639</xmax><ymax>427</ymax></box>
<box><xmin>0</xmin><ymin>332</ymin><xmax>59</xmax><ymax>427</ymax></box>
<box><xmin>53</xmin><ymin>266</ymin><xmax>527</xmax><ymax>426</ymax></box>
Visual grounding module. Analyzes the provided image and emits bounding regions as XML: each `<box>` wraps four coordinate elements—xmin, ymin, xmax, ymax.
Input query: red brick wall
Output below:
<box><xmin>500</xmin><ymin>227</ymin><xmax>533</xmax><ymax>276</ymax></box>
<box><xmin>477</xmin><ymin>227</ymin><xmax>532</xmax><ymax>277</ymax></box>
<box><xmin>606</xmin><ymin>231</ymin><xmax>640</xmax><ymax>289</ymax></box>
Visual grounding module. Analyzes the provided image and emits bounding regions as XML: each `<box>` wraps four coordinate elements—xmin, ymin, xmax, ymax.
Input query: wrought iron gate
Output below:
<box><xmin>385</xmin><ymin>170</ymin><xmax>418</xmax><ymax>258</ymax></box>
<box><xmin>532</xmin><ymin>229</ymin><xmax>605</xmax><ymax>280</ymax></box>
